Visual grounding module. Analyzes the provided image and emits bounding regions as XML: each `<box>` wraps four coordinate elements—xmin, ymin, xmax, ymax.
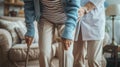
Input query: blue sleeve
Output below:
<box><xmin>23</xmin><ymin>0</ymin><xmax>35</xmax><ymax>37</ymax></box>
<box><xmin>62</xmin><ymin>0</ymin><xmax>80</xmax><ymax>40</ymax></box>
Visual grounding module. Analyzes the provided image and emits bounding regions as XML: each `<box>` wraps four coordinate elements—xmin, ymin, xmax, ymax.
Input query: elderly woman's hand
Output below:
<box><xmin>25</xmin><ymin>35</ymin><xmax>33</xmax><ymax>47</ymax></box>
<box><xmin>61</xmin><ymin>38</ymin><xmax>72</xmax><ymax>50</ymax></box>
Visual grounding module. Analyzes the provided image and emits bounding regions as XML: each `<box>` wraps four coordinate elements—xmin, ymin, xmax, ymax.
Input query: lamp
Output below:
<box><xmin>106</xmin><ymin>4</ymin><xmax>120</xmax><ymax>45</ymax></box>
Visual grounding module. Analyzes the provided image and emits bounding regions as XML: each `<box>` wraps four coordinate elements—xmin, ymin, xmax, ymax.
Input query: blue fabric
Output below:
<box><xmin>23</xmin><ymin>0</ymin><xmax>80</xmax><ymax>40</ymax></box>
<box><xmin>62</xmin><ymin>0</ymin><xmax>80</xmax><ymax>40</ymax></box>
<box><xmin>24</xmin><ymin>0</ymin><xmax>35</xmax><ymax>37</ymax></box>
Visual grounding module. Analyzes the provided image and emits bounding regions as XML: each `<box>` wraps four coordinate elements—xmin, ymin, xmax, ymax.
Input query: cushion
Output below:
<box><xmin>0</xmin><ymin>16</ymin><xmax>39</xmax><ymax>44</ymax></box>
<box><xmin>0</xmin><ymin>16</ymin><xmax>26</xmax><ymax>44</ymax></box>
<box><xmin>15</xmin><ymin>21</ymin><xmax>39</xmax><ymax>43</ymax></box>
<box><xmin>8</xmin><ymin>43</ymin><xmax>39</xmax><ymax>62</ymax></box>
<box><xmin>0</xmin><ymin>19</ymin><xmax>20</xmax><ymax>44</ymax></box>
<box><xmin>15</xmin><ymin>27</ymin><xmax>26</xmax><ymax>43</ymax></box>
<box><xmin>14</xmin><ymin>20</ymin><xmax>27</xmax><ymax>43</ymax></box>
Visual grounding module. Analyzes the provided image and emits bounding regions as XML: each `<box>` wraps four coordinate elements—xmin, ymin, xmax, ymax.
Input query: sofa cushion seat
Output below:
<box><xmin>8</xmin><ymin>43</ymin><xmax>39</xmax><ymax>62</ymax></box>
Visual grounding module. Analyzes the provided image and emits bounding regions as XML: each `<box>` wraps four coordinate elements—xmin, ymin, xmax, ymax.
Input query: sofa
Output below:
<box><xmin>0</xmin><ymin>16</ymin><xmax>59</xmax><ymax>67</ymax></box>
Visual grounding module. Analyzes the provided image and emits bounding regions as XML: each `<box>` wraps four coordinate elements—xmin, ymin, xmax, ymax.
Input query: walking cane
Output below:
<box><xmin>59</xmin><ymin>41</ymin><xmax>65</xmax><ymax>67</ymax></box>
<box><xmin>24</xmin><ymin>37</ymin><xmax>33</xmax><ymax>67</ymax></box>
<box><xmin>25</xmin><ymin>45</ymin><xmax>30</xmax><ymax>67</ymax></box>
<box><xmin>60</xmin><ymin>16</ymin><xmax>81</xmax><ymax>67</ymax></box>
<box><xmin>74</xmin><ymin>16</ymin><xmax>82</xmax><ymax>41</ymax></box>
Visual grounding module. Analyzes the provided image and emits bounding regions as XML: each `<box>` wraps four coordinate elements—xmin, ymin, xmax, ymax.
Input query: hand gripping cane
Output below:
<box><xmin>25</xmin><ymin>37</ymin><xmax>33</xmax><ymax>67</ymax></box>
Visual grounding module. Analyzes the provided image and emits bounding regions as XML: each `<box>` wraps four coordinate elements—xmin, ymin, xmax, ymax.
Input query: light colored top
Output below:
<box><xmin>80</xmin><ymin>0</ymin><xmax>106</xmax><ymax>40</ymax></box>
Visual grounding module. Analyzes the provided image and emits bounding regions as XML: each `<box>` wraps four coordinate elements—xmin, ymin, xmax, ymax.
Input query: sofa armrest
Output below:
<box><xmin>0</xmin><ymin>29</ymin><xmax>12</xmax><ymax>65</ymax></box>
